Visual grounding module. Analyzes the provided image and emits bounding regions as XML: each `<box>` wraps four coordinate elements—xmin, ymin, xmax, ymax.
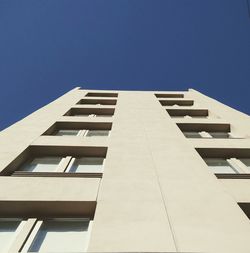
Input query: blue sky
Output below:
<box><xmin>0</xmin><ymin>0</ymin><xmax>249</xmax><ymax>130</ymax></box>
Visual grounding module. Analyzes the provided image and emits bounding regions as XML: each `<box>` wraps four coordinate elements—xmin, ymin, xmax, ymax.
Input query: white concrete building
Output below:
<box><xmin>0</xmin><ymin>88</ymin><xmax>250</xmax><ymax>253</ymax></box>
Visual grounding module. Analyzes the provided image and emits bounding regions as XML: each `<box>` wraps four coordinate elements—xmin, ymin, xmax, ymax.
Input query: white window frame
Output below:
<box><xmin>183</xmin><ymin>131</ymin><xmax>202</xmax><ymax>138</ymax></box>
<box><xmin>16</xmin><ymin>155</ymin><xmax>106</xmax><ymax>175</ymax></box>
<box><xmin>21</xmin><ymin>218</ymin><xmax>92</xmax><ymax>253</ymax></box>
<box><xmin>55</xmin><ymin>129</ymin><xmax>81</xmax><ymax>137</ymax></box>
<box><xmin>206</xmin><ymin>131</ymin><xmax>231</xmax><ymax>139</ymax></box>
<box><xmin>95</xmin><ymin>114</ymin><xmax>113</xmax><ymax>118</ymax></box>
<box><xmin>0</xmin><ymin>218</ymin><xmax>26</xmax><ymax>253</ymax></box>
<box><xmin>235</xmin><ymin>158</ymin><xmax>250</xmax><ymax>173</ymax></box>
<box><xmin>204</xmin><ymin>157</ymin><xmax>250</xmax><ymax>174</ymax></box>
<box><xmin>65</xmin><ymin>157</ymin><xmax>106</xmax><ymax>173</ymax></box>
<box><xmin>205</xmin><ymin>158</ymin><xmax>239</xmax><ymax>174</ymax></box>
<box><xmin>19</xmin><ymin>156</ymin><xmax>66</xmax><ymax>173</ymax></box>
<box><xmin>73</xmin><ymin>114</ymin><xmax>96</xmax><ymax>117</ymax></box>
<box><xmin>186</xmin><ymin>131</ymin><xmax>234</xmax><ymax>139</ymax></box>
<box><xmin>84</xmin><ymin>129</ymin><xmax>110</xmax><ymax>137</ymax></box>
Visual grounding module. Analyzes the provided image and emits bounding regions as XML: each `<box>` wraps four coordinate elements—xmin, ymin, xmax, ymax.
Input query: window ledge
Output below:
<box><xmin>11</xmin><ymin>172</ymin><xmax>103</xmax><ymax>178</ymax></box>
<box><xmin>216</xmin><ymin>173</ymin><xmax>250</xmax><ymax>179</ymax></box>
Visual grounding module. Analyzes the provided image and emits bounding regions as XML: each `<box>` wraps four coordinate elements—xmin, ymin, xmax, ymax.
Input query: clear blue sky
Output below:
<box><xmin>0</xmin><ymin>0</ymin><xmax>249</xmax><ymax>130</ymax></box>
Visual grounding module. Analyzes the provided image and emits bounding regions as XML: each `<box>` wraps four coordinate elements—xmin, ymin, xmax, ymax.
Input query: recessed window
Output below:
<box><xmin>196</xmin><ymin>148</ymin><xmax>250</xmax><ymax>177</ymax></box>
<box><xmin>167</xmin><ymin>109</ymin><xmax>208</xmax><ymax>118</ymax></box>
<box><xmin>19</xmin><ymin>157</ymin><xmax>63</xmax><ymax>172</ymax></box>
<box><xmin>43</xmin><ymin>122</ymin><xmax>112</xmax><ymax>137</ymax></box>
<box><xmin>78</xmin><ymin>99</ymin><xmax>117</xmax><ymax>105</ymax></box>
<box><xmin>53</xmin><ymin>129</ymin><xmax>110</xmax><ymax>137</ymax></box>
<box><xmin>14</xmin><ymin>155</ymin><xmax>106</xmax><ymax>176</ymax></box>
<box><xmin>55</xmin><ymin>130</ymin><xmax>80</xmax><ymax>136</ymax></box>
<box><xmin>183</xmin><ymin>132</ymin><xmax>202</xmax><ymax>138</ymax></box>
<box><xmin>177</xmin><ymin>123</ymin><xmax>234</xmax><ymax>139</ymax></box>
<box><xmin>26</xmin><ymin>219</ymin><xmax>90</xmax><ymax>253</ymax></box>
<box><xmin>64</xmin><ymin>108</ymin><xmax>115</xmax><ymax>117</ymax></box>
<box><xmin>86</xmin><ymin>130</ymin><xmax>110</xmax><ymax>137</ymax></box>
<box><xmin>74</xmin><ymin>113</ymin><xmax>96</xmax><ymax>117</ymax></box>
<box><xmin>2</xmin><ymin>146</ymin><xmax>107</xmax><ymax>177</ymax></box>
<box><xmin>85</xmin><ymin>92</ymin><xmax>118</xmax><ymax>97</ymax></box>
<box><xmin>208</xmin><ymin>132</ymin><xmax>230</xmax><ymax>138</ymax></box>
<box><xmin>0</xmin><ymin>219</ymin><xmax>21</xmax><ymax>253</ymax></box>
<box><xmin>68</xmin><ymin>157</ymin><xmax>104</xmax><ymax>173</ymax></box>
<box><xmin>95</xmin><ymin>114</ymin><xmax>113</xmax><ymax>117</ymax></box>
<box><xmin>239</xmin><ymin>159</ymin><xmax>250</xmax><ymax>170</ymax></box>
<box><xmin>160</xmin><ymin>100</ymin><xmax>193</xmax><ymax>106</ymax></box>
<box><xmin>204</xmin><ymin>158</ymin><xmax>237</xmax><ymax>174</ymax></box>
<box><xmin>182</xmin><ymin>131</ymin><xmax>231</xmax><ymax>139</ymax></box>
<box><xmin>155</xmin><ymin>93</ymin><xmax>184</xmax><ymax>98</ymax></box>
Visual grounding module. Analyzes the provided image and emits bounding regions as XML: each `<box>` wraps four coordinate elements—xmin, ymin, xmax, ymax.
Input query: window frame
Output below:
<box><xmin>84</xmin><ymin>129</ymin><xmax>110</xmax><ymax>138</ymax></box>
<box><xmin>17</xmin><ymin>156</ymin><xmax>67</xmax><ymax>173</ymax></box>
<box><xmin>0</xmin><ymin>218</ymin><xmax>26</xmax><ymax>253</ymax></box>
<box><xmin>54</xmin><ymin>129</ymin><xmax>82</xmax><ymax>137</ymax></box>
<box><xmin>204</xmin><ymin>158</ymin><xmax>240</xmax><ymax>174</ymax></box>
<box><xmin>65</xmin><ymin>156</ymin><xmax>106</xmax><ymax>174</ymax></box>
<box><xmin>21</xmin><ymin>218</ymin><xmax>93</xmax><ymax>253</ymax></box>
<box><xmin>12</xmin><ymin>155</ymin><xmax>105</xmax><ymax>178</ymax></box>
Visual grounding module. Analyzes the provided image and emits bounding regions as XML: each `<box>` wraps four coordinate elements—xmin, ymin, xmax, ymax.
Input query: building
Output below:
<box><xmin>0</xmin><ymin>88</ymin><xmax>250</xmax><ymax>253</ymax></box>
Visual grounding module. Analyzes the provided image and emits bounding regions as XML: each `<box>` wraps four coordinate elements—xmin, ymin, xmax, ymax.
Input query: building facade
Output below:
<box><xmin>0</xmin><ymin>88</ymin><xmax>250</xmax><ymax>253</ymax></box>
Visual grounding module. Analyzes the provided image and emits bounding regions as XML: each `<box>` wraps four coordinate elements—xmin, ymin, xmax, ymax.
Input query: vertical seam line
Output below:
<box><xmin>143</xmin><ymin>121</ymin><xmax>179</xmax><ymax>252</ymax></box>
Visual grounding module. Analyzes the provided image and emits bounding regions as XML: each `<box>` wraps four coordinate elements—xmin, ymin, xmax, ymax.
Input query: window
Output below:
<box><xmin>26</xmin><ymin>219</ymin><xmax>90</xmax><ymax>252</ymax></box>
<box><xmin>85</xmin><ymin>92</ymin><xmax>118</xmax><ymax>97</ymax></box>
<box><xmin>15</xmin><ymin>155</ymin><xmax>106</xmax><ymax>175</ymax></box>
<box><xmin>183</xmin><ymin>132</ymin><xmax>202</xmax><ymax>138</ymax></box>
<box><xmin>177</xmin><ymin>123</ymin><xmax>237</xmax><ymax>139</ymax></box>
<box><xmin>0</xmin><ymin>219</ymin><xmax>21</xmax><ymax>253</ymax></box>
<box><xmin>0</xmin><ymin>217</ymin><xmax>93</xmax><ymax>252</ymax></box>
<box><xmin>53</xmin><ymin>129</ymin><xmax>110</xmax><ymax>137</ymax></box>
<box><xmin>208</xmin><ymin>132</ymin><xmax>230</xmax><ymax>138</ymax></box>
<box><xmin>86</xmin><ymin>130</ymin><xmax>109</xmax><ymax>137</ymax></box>
<box><xmin>196</xmin><ymin>148</ymin><xmax>250</xmax><ymax>177</ymax></box>
<box><xmin>95</xmin><ymin>114</ymin><xmax>113</xmax><ymax>117</ymax></box>
<box><xmin>19</xmin><ymin>157</ymin><xmax>63</xmax><ymax>172</ymax></box>
<box><xmin>68</xmin><ymin>157</ymin><xmax>104</xmax><ymax>173</ymax></box>
<box><xmin>55</xmin><ymin>130</ymin><xmax>80</xmax><ymax>136</ymax></box>
<box><xmin>155</xmin><ymin>93</ymin><xmax>184</xmax><ymax>98</ymax></box>
<box><xmin>183</xmin><ymin>131</ymin><xmax>231</xmax><ymax>139</ymax></box>
<box><xmin>160</xmin><ymin>100</ymin><xmax>193</xmax><ymax>106</ymax></box>
<box><xmin>78</xmin><ymin>99</ymin><xmax>117</xmax><ymax>105</ymax></box>
<box><xmin>43</xmin><ymin>122</ymin><xmax>112</xmax><ymax>137</ymax></box>
<box><xmin>64</xmin><ymin>108</ymin><xmax>115</xmax><ymax>117</ymax></box>
<box><xmin>204</xmin><ymin>158</ymin><xmax>237</xmax><ymax>174</ymax></box>
<box><xmin>239</xmin><ymin>159</ymin><xmax>250</xmax><ymax>170</ymax></box>
<box><xmin>3</xmin><ymin>146</ymin><xmax>107</xmax><ymax>177</ymax></box>
<box><xmin>74</xmin><ymin>113</ymin><xmax>96</xmax><ymax>117</ymax></box>
<box><xmin>177</xmin><ymin>123</ymin><xmax>231</xmax><ymax>137</ymax></box>
<box><xmin>167</xmin><ymin>109</ymin><xmax>209</xmax><ymax>118</ymax></box>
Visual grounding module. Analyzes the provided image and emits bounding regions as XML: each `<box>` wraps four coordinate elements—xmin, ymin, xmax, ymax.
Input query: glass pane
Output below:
<box><xmin>183</xmin><ymin>132</ymin><xmax>201</xmax><ymax>138</ymax></box>
<box><xmin>28</xmin><ymin>219</ymin><xmax>90</xmax><ymax>252</ymax></box>
<box><xmin>19</xmin><ymin>157</ymin><xmax>62</xmax><ymax>172</ymax></box>
<box><xmin>96</xmin><ymin>115</ymin><xmax>112</xmax><ymax>117</ymax></box>
<box><xmin>209</xmin><ymin>132</ymin><xmax>229</xmax><ymax>138</ymax></box>
<box><xmin>190</xmin><ymin>116</ymin><xmax>207</xmax><ymax>118</ymax></box>
<box><xmin>69</xmin><ymin>157</ymin><xmax>104</xmax><ymax>173</ymax></box>
<box><xmin>73</xmin><ymin>114</ymin><xmax>89</xmax><ymax>117</ymax></box>
<box><xmin>0</xmin><ymin>219</ymin><xmax>21</xmax><ymax>253</ymax></box>
<box><xmin>204</xmin><ymin>158</ymin><xmax>236</xmax><ymax>174</ymax></box>
<box><xmin>55</xmin><ymin>130</ymin><xmax>79</xmax><ymax>136</ymax></box>
<box><xmin>86</xmin><ymin>130</ymin><xmax>109</xmax><ymax>137</ymax></box>
<box><xmin>240</xmin><ymin>159</ymin><xmax>250</xmax><ymax>169</ymax></box>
